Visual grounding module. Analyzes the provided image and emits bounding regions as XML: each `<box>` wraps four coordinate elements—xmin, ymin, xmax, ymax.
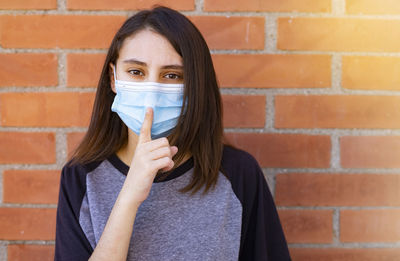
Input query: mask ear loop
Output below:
<box><xmin>113</xmin><ymin>64</ymin><xmax>117</xmax><ymax>82</ymax></box>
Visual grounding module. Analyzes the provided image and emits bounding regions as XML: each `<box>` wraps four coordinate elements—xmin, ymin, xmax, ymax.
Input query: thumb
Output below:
<box><xmin>138</xmin><ymin>107</ymin><xmax>153</xmax><ymax>144</ymax></box>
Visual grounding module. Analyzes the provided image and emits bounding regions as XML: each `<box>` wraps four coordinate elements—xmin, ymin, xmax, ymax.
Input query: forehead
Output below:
<box><xmin>118</xmin><ymin>29</ymin><xmax>183</xmax><ymax>67</ymax></box>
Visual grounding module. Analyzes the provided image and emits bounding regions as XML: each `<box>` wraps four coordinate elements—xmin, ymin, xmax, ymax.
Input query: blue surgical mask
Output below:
<box><xmin>111</xmin><ymin>67</ymin><xmax>184</xmax><ymax>139</ymax></box>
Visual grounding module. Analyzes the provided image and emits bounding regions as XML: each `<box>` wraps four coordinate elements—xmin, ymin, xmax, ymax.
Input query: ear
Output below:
<box><xmin>109</xmin><ymin>63</ymin><xmax>116</xmax><ymax>94</ymax></box>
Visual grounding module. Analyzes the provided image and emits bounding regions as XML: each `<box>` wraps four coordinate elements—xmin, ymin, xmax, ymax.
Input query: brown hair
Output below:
<box><xmin>69</xmin><ymin>6</ymin><xmax>224</xmax><ymax>195</ymax></box>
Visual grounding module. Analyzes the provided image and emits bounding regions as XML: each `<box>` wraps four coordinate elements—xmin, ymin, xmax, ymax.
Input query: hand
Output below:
<box><xmin>125</xmin><ymin>107</ymin><xmax>178</xmax><ymax>204</ymax></box>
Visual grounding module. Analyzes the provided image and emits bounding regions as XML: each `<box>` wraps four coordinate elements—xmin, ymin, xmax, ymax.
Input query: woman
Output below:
<box><xmin>55</xmin><ymin>6</ymin><xmax>291</xmax><ymax>261</ymax></box>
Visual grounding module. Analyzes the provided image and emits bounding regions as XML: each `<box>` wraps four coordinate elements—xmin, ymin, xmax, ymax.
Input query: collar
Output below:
<box><xmin>107</xmin><ymin>153</ymin><xmax>194</xmax><ymax>183</ymax></box>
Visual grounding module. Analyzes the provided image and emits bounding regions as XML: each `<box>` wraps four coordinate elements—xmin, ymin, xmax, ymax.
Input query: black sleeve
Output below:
<box><xmin>54</xmin><ymin>163</ymin><xmax>93</xmax><ymax>261</ymax></box>
<box><xmin>222</xmin><ymin>146</ymin><xmax>291</xmax><ymax>261</ymax></box>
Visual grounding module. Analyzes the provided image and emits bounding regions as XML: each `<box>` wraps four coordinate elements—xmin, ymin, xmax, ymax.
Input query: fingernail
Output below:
<box><xmin>146</xmin><ymin>107</ymin><xmax>151</xmax><ymax>113</ymax></box>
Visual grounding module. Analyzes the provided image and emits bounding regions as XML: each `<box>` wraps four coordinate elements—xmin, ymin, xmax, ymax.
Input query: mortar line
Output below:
<box><xmin>0</xmin><ymin>244</ymin><xmax>6</xmax><ymax>261</ymax></box>
<box><xmin>333</xmin><ymin>208</ymin><xmax>340</xmax><ymax>243</ymax></box>
<box><xmin>331</xmin><ymin>54</ymin><xmax>343</xmax><ymax>92</ymax></box>
<box><xmin>271</xmin><ymin>169</ymin><xmax>400</xmax><ymax>175</ymax></box>
<box><xmin>58</xmin><ymin>0</ymin><xmax>66</xmax><ymax>11</ymax></box>
<box><xmin>55</xmin><ymin>132</ymin><xmax>67</xmax><ymax>169</ymax></box>
<box><xmin>1</xmin><ymin>126</ymin><xmax>400</xmax><ymax>136</ymax></box>
<box><xmin>0</xmin><ymin>240</ymin><xmax>54</xmax><ymax>245</ymax></box>
<box><xmin>223</xmin><ymin>128</ymin><xmax>400</xmax><ymax>136</ymax></box>
<box><xmin>4</xmin><ymin>48</ymin><xmax>400</xmax><ymax>57</ymax></box>
<box><xmin>0</xmin><ymin>203</ymin><xmax>57</xmax><ymax>208</ymax></box>
<box><xmin>288</xmin><ymin>242</ymin><xmax>400</xmax><ymax>248</ymax></box>
<box><xmin>265</xmin><ymin>95</ymin><xmax>274</xmax><ymax>130</ymax></box>
<box><xmin>5</xmin><ymin>86</ymin><xmax>400</xmax><ymax>95</ymax></box>
<box><xmin>58</xmin><ymin>52</ymin><xmax>67</xmax><ymax>88</ymax></box>
<box><xmin>195</xmin><ymin>0</ymin><xmax>204</xmax><ymax>12</ymax></box>
<box><xmin>265</xmin><ymin>14</ymin><xmax>277</xmax><ymax>53</ymax></box>
<box><xmin>219</xmin><ymin>87</ymin><xmax>400</xmax><ymax>96</ymax></box>
<box><xmin>330</xmin><ymin>134</ymin><xmax>341</xmax><ymax>170</ymax></box>
<box><xmin>332</xmin><ymin>0</ymin><xmax>346</xmax><ymax>15</ymax></box>
<box><xmin>277</xmin><ymin>206</ymin><xmax>400</xmax><ymax>210</ymax></box>
<box><xmin>4</xmin><ymin>9</ymin><xmax>400</xmax><ymax>19</ymax></box>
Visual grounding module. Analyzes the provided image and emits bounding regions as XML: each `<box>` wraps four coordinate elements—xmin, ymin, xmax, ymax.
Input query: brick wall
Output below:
<box><xmin>1</xmin><ymin>0</ymin><xmax>400</xmax><ymax>260</ymax></box>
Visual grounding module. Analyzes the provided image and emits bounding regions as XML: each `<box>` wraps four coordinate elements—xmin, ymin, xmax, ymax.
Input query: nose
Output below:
<box><xmin>147</xmin><ymin>68</ymin><xmax>159</xmax><ymax>83</ymax></box>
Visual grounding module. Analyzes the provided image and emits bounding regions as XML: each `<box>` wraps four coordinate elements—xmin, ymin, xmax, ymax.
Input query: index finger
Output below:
<box><xmin>138</xmin><ymin>107</ymin><xmax>153</xmax><ymax>144</ymax></box>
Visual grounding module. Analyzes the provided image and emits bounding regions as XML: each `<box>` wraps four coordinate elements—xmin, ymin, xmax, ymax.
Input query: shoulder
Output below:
<box><xmin>221</xmin><ymin>144</ymin><xmax>267</xmax><ymax>204</ymax></box>
<box><xmin>57</xmin><ymin>159</ymin><xmax>104</xmax><ymax>221</ymax></box>
<box><xmin>59</xmin><ymin>159</ymin><xmax>103</xmax><ymax>206</ymax></box>
<box><xmin>56</xmin><ymin>160</ymin><xmax>99</xmax><ymax>259</ymax></box>
<box><xmin>221</xmin><ymin>145</ymin><xmax>292</xmax><ymax>260</ymax></box>
<box><xmin>221</xmin><ymin>144</ymin><xmax>263</xmax><ymax>183</ymax></box>
<box><xmin>221</xmin><ymin>144</ymin><xmax>260</xmax><ymax>173</ymax></box>
<box><xmin>61</xmin><ymin>160</ymin><xmax>100</xmax><ymax>186</ymax></box>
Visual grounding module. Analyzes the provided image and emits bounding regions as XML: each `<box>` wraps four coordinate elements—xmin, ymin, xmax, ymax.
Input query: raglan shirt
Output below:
<box><xmin>54</xmin><ymin>145</ymin><xmax>291</xmax><ymax>261</ymax></box>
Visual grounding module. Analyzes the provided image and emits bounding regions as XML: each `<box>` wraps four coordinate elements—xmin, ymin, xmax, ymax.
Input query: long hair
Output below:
<box><xmin>69</xmin><ymin>6</ymin><xmax>224</xmax><ymax>195</ymax></box>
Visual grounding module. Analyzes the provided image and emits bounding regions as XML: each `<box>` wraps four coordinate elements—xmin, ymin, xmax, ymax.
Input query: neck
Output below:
<box><xmin>116</xmin><ymin>128</ymin><xmax>138</xmax><ymax>166</ymax></box>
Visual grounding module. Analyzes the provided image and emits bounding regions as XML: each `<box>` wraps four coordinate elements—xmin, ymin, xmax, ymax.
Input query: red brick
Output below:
<box><xmin>341</xmin><ymin>136</ymin><xmax>400</xmax><ymax>168</ymax></box>
<box><xmin>0</xmin><ymin>92</ymin><xmax>95</xmax><ymax>127</ymax></box>
<box><xmin>3</xmin><ymin>170</ymin><xmax>60</xmax><ymax>204</ymax></box>
<box><xmin>0</xmin><ymin>208</ymin><xmax>56</xmax><ymax>240</ymax></box>
<box><xmin>290</xmin><ymin>248</ymin><xmax>400</xmax><ymax>261</ymax></box>
<box><xmin>275</xmin><ymin>95</ymin><xmax>400</xmax><ymax>129</ymax></box>
<box><xmin>67</xmin><ymin>132</ymin><xmax>86</xmax><ymax>157</ymax></box>
<box><xmin>279</xmin><ymin>210</ymin><xmax>333</xmax><ymax>243</ymax></box>
<box><xmin>67</xmin><ymin>53</ymin><xmax>106</xmax><ymax>87</ymax></box>
<box><xmin>222</xmin><ymin>95</ymin><xmax>265</xmax><ymax>128</ymax></box>
<box><xmin>212</xmin><ymin>54</ymin><xmax>331</xmax><ymax>88</ymax></box>
<box><xmin>343</xmin><ymin>56</ymin><xmax>400</xmax><ymax>91</ymax></box>
<box><xmin>8</xmin><ymin>245</ymin><xmax>54</xmax><ymax>261</ymax></box>
<box><xmin>190</xmin><ymin>16</ymin><xmax>264</xmax><ymax>50</ymax></box>
<box><xmin>224</xmin><ymin>133</ymin><xmax>331</xmax><ymax>168</ymax></box>
<box><xmin>0</xmin><ymin>0</ymin><xmax>56</xmax><ymax>9</ymax></box>
<box><xmin>347</xmin><ymin>0</ymin><xmax>400</xmax><ymax>15</ymax></box>
<box><xmin>204</xmin><ymin>0</ymin><xmax>331</xmax><ymax>12</ymax></box>
<box><xmin>67</xmin><ymin>0</ymin><xmax>194</xmax><ymax>10</ymax></box>
<box><xmin>0</xmin><ymin>15</ymin><xmax>126</xmax><ymax>49</ymax></box>
<box><xmin>341</xmin><ymin>209</ymin><xmax>400</xmax><ymax>242</ymax></box>
<box><xmin>276</xmin><ymin>173</ymin><xmax>400</xmax><ymax>207</ymax></box>
<box><xmin>0</xmin><ymin>132</ymin><xmax>55</xmax><ymax>164</ymax></box>
<box><xmin>0</xmin><ymin>53</ymin><xmax>57</xmax><ymax>87</ymax></box>
<box><xmin>278</xmin><ymin>18</ymin><xmax>400</xmax><ymax>52</ymax></box>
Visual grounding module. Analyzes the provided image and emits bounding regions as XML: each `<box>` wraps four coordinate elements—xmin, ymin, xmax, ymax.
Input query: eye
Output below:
<box><xmin>128</xmin><ymin>69</ymin><xmax>144</xmax><ymax>76</ymax></box>
<box><xmin>164</xmin><ymin>73</ymin><xmax>182</xmax><ymax>80</ymax></box>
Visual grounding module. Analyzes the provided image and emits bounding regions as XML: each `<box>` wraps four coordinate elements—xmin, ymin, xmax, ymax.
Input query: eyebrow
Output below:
<box><xmin>122</xmin><ymin>58</ymin><xmax>183</xmax><ymax>70</ymax></box>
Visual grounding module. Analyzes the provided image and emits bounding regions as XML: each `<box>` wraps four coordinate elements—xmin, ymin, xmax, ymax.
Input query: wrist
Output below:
<box><xmin>119</xmin><ymin>183</ymin><xmax>143</xmax><ymax>209</ymax></box>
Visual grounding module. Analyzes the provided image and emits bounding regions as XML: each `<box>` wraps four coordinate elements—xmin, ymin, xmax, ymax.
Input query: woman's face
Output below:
<box><xmin>111</xmin><ymin>29</ymin><xmax>184</xmax><ymax>91</ymax></box>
